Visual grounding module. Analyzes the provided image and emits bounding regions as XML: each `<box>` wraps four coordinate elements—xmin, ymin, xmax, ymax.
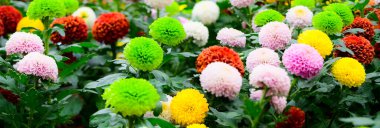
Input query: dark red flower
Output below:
<box><xmin>0</xmin><ymin>6</ymin><xmax>22</xmax><ymax>35</ymax></box>
<box><xmin>374</xmin><ymin>43</ymin><xmax>380</xmax><ymax>59</ymax></box>
<box><xmin>276</xmin><ymin>106</ymin><xmax>305</xmax><ymax>128</ymax></box>
<box><xmin>0</xmin><ymin>87</ymin><xmax>19</xmax><ymax>105</ymax></box>
<box><xmin>342</xmin><ymin>17</ymin><xmax>375</xmax><ymax>41</ymax></box>
<box><xmin>334</xmin><ymin>35</ymin><xmax>375</xmax><ymax>65</ymax></box>
<box><xmin>50</xmin><ymin>16</ymin><xmax>88</xmax><ymax>44</ymax></box>
<box><xmin>63</xmin><ymin>52</ymin><xmax>77</xmax><ymax>64</ymax></box>
<box><xmin>92</xmin><ymin>12</ymin><xmax>130</xmax><ymax>44</ymax></box>
<box><xmin>0</xmin><ymin>20</ymin><xmax>4</xmax><ymax>36</ymax></box>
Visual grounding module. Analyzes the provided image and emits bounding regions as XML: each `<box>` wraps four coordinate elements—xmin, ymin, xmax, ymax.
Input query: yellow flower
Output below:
<box><xmin>16</xmin><ymin>17</ymin><xmax>45</xmax><ymax>31</ymax></box>
<box><xmin>331</xmin><ymin>57</ymin><xmax>366</xmax><ymax>88</ymax></box>
<box><xmin>297</xmin><ymin>30</ymin><xmax>333</xmax><ymax>58</ymax></box>
<box><xmin>159</xmin><ymin>96</ymin><xmax>173</xmax><ymax>122</ymax></box>
<box><xmin>170</xmin><ymin>89</ymin><xmax>209</xmax><ymax>126</ymax></box>
<box><xmin>187</xmin><ymin>124</ymin><xmax>207</xmax><ymax>128</ymax></box>
<box><xmin>266</xmin><ymin>0</ymin><xmax>277</xmax><ymax>3</ymax></box>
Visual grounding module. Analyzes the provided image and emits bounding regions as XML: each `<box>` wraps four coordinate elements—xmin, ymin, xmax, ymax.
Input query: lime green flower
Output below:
<box><xmin>254</xmin><ymin>9</ymin><xmax>284</xmax><ymax>26</ymax></box>
<box><xmin>292</xmin><ymin>0</ymin><xmax>315</xmax><ymax>9</ymax></box>
<box><xmin>63</xmin><ymin>0</ymin><xmax>79</xmax><ymax>14</ymax></box>
<box><xmin>149</xmin><ymin>17</ymin><xmax>186</xmax><ymax>46</ymax></box>
<box><xmin>312</xmin><ymin>11</ymin><xmax>343</xmax><ymax>35</ymax></box>
<box><xmin>27</xmin><ymin>0</ymin><xmax>66</xmax><ymax>19</ymax></box>
<box><xmin>324</xmin><ymin>3</ymin><xmax>354</xmax><ymax>26</ymax></box>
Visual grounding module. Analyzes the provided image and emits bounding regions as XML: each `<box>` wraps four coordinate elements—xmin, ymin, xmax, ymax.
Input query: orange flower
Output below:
<box><xmin>0</xmin><ymin>20</ymin><xmax>4</xmax><ymax>36</ymax></box>
<box><xmin>276</xmin><ymin>106</ymin><xmax>305</xmax><ymax>128</ymax></box>
<box><xmin>342</xmin><ymin>17</ymin><xmax>375</xmax><ymax>41</ymax></box>
<box><xmin>50</xmin><ymin>16</ymin><xmax>88</xmax><ymax>44</ymax></box>
<box><xmin>334</xmin><ymin>35</ymin><xmax>375</xmax><ymax>65</ymax></box>
<box><xmin>0</xmin><ymin>6</ymin><xmax>22</xmax><ymax>35</ymax></box>
<box><xmin>92</xmin><ymin>12</ymin><xmax>130</xmax><ymax>44</ymax></box>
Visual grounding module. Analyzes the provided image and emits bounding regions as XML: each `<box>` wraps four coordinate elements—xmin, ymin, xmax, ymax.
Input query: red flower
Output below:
<box><xmin>276</xmin><ymin>106</ymin><xmax>305</xmax><ymax>128</ymax></box>
<box><xmin>0</xmin><ymin>20</ymin><xmax>4</xmax><ymax>36</ymax></box>
<box><xmin>334</xmin><ymin>35</ymin><xmax>375</xmax><ymax>65</ymax></box>
<box><xmin>0</xmin><ymin>87</ymin><xmax>19</xmax><ymax>105</ymax></box>
<box><xmin>62</xmin><ymin>52</ymin><xmax>77</xmax><ymax>64</ymax></box>
<box><xmin>50</xmin><ymin>16</ymin><xmax>88</xmax><ymax>44</ymax></box>
<box><xmin>196</xmin><ymin>46</ymin><xmax>245</xmax><ymax>76</ymax></box>
<box><xmin>92</xmin><ymin>12</ymin><xmax>130</xmax><ymax>44</ymax></box>
<box><xmin>374</xmin><ymin>43</ymin><xmax>380</xmax><ymax>59</ymax></box>
<box><xmin>342</xmin><ymin>17</ymin><xmax>375</xmax><ymax>41</ymax></box>
<box><xmin>0</xmin><ymin>6</ymin><xmax>22</xmax><ymax>35</ymax></box>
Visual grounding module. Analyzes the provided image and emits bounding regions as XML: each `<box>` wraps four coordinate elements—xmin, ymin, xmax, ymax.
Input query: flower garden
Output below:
<box><xmin>0</xmin><ymin>0</ymin><xmax>379</xmax><ymax>127</ymax></box>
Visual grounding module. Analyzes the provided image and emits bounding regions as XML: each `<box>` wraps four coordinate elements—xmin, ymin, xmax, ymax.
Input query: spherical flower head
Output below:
<box><xmin>292</xmin><ymin>0</ymin><xmax>315</xmax><ymax>9</ymax></box>
<box><xmin>50</xmin><ymin>16</ymin><xmax>88</xmax><ymax>44</ymax></box>
<box><xmin>14</xmin><ymin>52</ymin><xmax>58</xmax><ymax>81</ymax></box>
<box><xmin>230</xmin><ymin>0</ymin><xmax>254</xmax><ymax>8</ymax></box>
<box><xmin>259</xmin><ymin>22</ymin><xmax>291</xmax><ymax>50</ymax></box>
<box><xmin>253</xmin><ymin>9</ymin><xmax>285</xmax><ymax>27</ymax></box>
<box><xmin>183</xmin><ymin>21</ymin><xmax>209</xmax><ymax>47</ymax></box>
<box><xmin>170</xmin><ymin>89</ymin><xmax>209</xmax><ymax>126</ymax></box>
<box><xmin>216</xmin><ymin>27</ymin><xmax>246</xmax><ymax>47</ymax></box>
<box><xmin>187</xmin><ymin>124</ymin><xmax>207</xmax><ymax>128</ymax></box>
<box><xmin>63</xmin><ymin>0</ymin><xmax>79</xmax><ymax>14</ymax></box>
<box><xmin>334</xmin><ymin>35</ymin><xmax>375</xmax><ymax>65</ymax></box>
<box><xmin>5</xmin><ymin>32</ymin><xmax>44</xmax><ymax>55</ymax></box>
<box><xmin>0</xmin><ymin>87</ymin><xmax>20</xmax><ymax>105</ymax></box>
<box><xmin>275</xmin><ymin>106</ymin><xmax>306</xmax><ymax>128</ymax></box>
<box><xmin>145</xmin><ymin>0</ymin><xmax>174</xmax><ymax>9</ymax></box>
<box><xmin>249</xmin><ymin>89</ymin><xmax>263</xmax><ymax>101</ymax></box>
<box><xmin>324</xmin><ymin>3</ymin><xmax>354</xmax><ymax>26</ymax></box>
<box><xmin>0</xmin><ymin>20</ymin><xmax>4</xmax><ymax>36</ymax></box>
<box><xmin>246</xmin><ymin>48</ymin><xmax>280</xmax><ymax>73</ymax></box>
<box><xmin>331</xmin><ymin>57</ymin><xmax>365</xmax><ymax>87</ymax></box>
<box><xmin>342</xmin><ymin>17</ymin><xmax>375</xmax><ymax>41</ymax></box>
<box><xmin>297</xmin><ymin>29</ymin><xmax>333</xmax><ymax>58</ymax></box>
<box><xmin>0</xmin><ymin>6</ymin><xmax>22</xmax><ymax>35</ymax></box>
<box><xmin>196</xmin><ymin>46</ymin><xmax>245</xmax><ymax>76</ymax></box>
<box><xmin>271</xmin><ymin>96</ymin><xmax>287</xmax><ymax>114</ymax></box>
<box><xmin>312</xmin><ymin>11</ymin><xmax>343</xmax><ymax>35</ymax></box>
<box><xmin>26</xmin><ymin>0</ymin><xmax>66</xmax><ymax>19</ymax></box>
<box><xmin>92</xmin><ymin>12</ymin><xmax>130</xmax><ymax>44</ymax></box>
<box><xmin>282</xmin><ymin>44</ymin><xmax>323</xmax><ymax>79</ymax></box>
<box><xmin>72</xmin><ymin>7</ymin><xmax>97</xmax><ymax>28</ymax></box>
<box><xmin>286</xmin><ymin>6</ymin><xmax>313</xmax><ymax>28</ymax></box>
<box><xmin>149</xmin><ymin>17</ymin><xmax>186</xmax><ymax>46</ymax></box>
<box><xmin>200</xmin><ymin>62</ymin><xmax>242</xmax><ymax>99</ymax></box>
<box><xmin>192</xmin><ymin>1</ymin><xmax>220</xmax><ymax>25</ymax></box>
<box><xmin>17</xmin><ymin>17</ymin><xmax>45</xmax><ymax>31</ymax></box>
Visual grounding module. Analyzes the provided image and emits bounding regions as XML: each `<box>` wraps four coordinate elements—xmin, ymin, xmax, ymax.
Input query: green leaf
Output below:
<box><xmin>79</xmin><ymin>42</ymin><xmax>99</xmax><ymax>48</ymax></box>
<box><xmin>59</xmin><ymin>54</ymin><xmax>95</xmax><ymax>78</ymax></box>
<box><xmin>59</xmin><ymin>95</ymin><xmax>84</xmax><ymax>117</ymax></box>
<box><xmin>147</xmin><ymin>118</ymin><xmax>175</xmax><ymax>128</ymax></box>
<box><xmin>151</xmin><ymin>70</ymin><xmax>170</xmax><ymax>84</ymax></box>
<box><xmin>51</xmin><ymin>24</ymin><xmax>66</xmax><ymax>37</ymax></box>
<box><xmin>153</xmin><ymin>102</ymin><xmax>162</xmax><ymax>117</ymax></box>
<box><xmin>60</xmin><ymin>44</ymin><xmax>85</xmax><ymax>54</ymax></box>
<box><xmin>84</xmin><ymin>73</ymin><xmax>128</xmax><ymax>89</ymax></box>
<box><xmin>90</xmin><ymin>108</ymin><xmax>127</xmax><ymax>128</ymax></box>
<box><xmin>342</xmin><ymin>28</ymin><xmax>365</xmax><ymax>34</ymax></box>
<box><xmin>340</xmin><ymin>117</ymin><xmax>374</xmax><ymax>126</ymax></box>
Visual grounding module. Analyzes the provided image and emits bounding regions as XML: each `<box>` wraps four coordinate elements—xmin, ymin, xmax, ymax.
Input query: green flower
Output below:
<box><xmin>149</xmin><ymin>17</ymin><xmax>186</xmax><ymax>46</ymax></box>
<box><xmin>312</xmin><ymin>11</ymin><xmax>343</xmax><ymax>35</ymax></box>
<box><xmin>26</xmin><ymin>0</ymin><xmax>66</xmax><ymax>19</ymax></box>
<box><xmin>124</xmin><ymin>37</ymin><xmax>164</xmax><ymax>71</ymax></box>
<box><xmin>253</xmin><ymin>9</ymin><xmax>284</xmax><ymax>26</ymax></box>
<box><xmin>292</xmin><ymin>0</ymin><xmax>315</xmax><ymax>9</ymax></box>
<box><xmin>102</xmin><ymin>78</ymin><xmax>160</xmax><ymax>117</ymax></box>
<box><xmin>63</xmin><ymin>0</ymin><xmax>79</xmax><ymax>14</ymax></box>
<box><xmin>324</xmin><ymin>3</ymin><xmax>354</xmax><ymax>26</ymax></box>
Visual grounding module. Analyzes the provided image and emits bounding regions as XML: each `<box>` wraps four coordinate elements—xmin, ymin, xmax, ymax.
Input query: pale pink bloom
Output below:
<box><xmin>216</xmin><ymin>28</ymin><xmax>246</xmax><ymax>47</ymax></box>
<box><xmin>258</xmin><ymin>22</ymin><xmax>291</xmax><ymax>50</ymax></box>
<box><xmin>14</xmin><ymin>52</ymin><xmax>58</xmax><ymax>81</ymax></box>
<box><xmin>5</xmin><ymin>32</ymin><xmax>44</xmax><ymax>55</ymax></box>
<box><xmin>246</xmin><ymin>48</ymin><xmax>280</xmax><ymax>73</ymax></box>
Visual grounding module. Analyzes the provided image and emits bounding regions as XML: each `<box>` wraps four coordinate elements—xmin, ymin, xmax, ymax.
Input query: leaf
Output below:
<box><xmin>84</xmin><ymin>73</ymin><xmax>128</xmax><ymax>89</ymax></box>
<box><xmin>342</xmin><ymin>28</ymin><xmax>365</xmax><ymax>34</ymax></box>
<box><xmin>336</xmin><ymin>47</ymin><xmax>355</xmax><ymax>56</ymax></box>
<box><xmin>147</xmin><ymin>118</ymin><xmax>175</xmax><ymax>128</ymax></box>
<box><xmin>340</xmin><ymin>117</ymin><xmax>374</xmax><ymax>126</ymax></box>
<box><xmin>90</xmin><ymin>108</ymin><xmax>127</xmax><ymax>128</ymax></box>
<box><xmin>210</xmin><ymin>108</ymin><xmax>241</xmax><ymax>127</ymax></box>
<box><xmin>153</xmin><ymin>102</ymin><xmax>162</xmax><ymax>117</ymax></box>
<box><xmin>59</xmin><ymin>54</ymin><xmax>95</xmax><ymax>78</ymax></box>
<box><xmin>59</xmin><ymin>95</ymin><xmax>84</xmax><ymax>117</ymax></box>
<box><xmin>366</xmin><ymin>72</ymin><xmax>380</xmax><ymax>79</ymax></box>
<box><xmin>171</xmin><ymin>52</ymin><xmax>198</xmax><ymax>58</ymax></box>
<box><xmin>51</xmin><ymin>24</ymin><xmax>66</xmax><ymax>37</ymax></box>
<box><xmin>79</xmin><ymin>42</ymin><xmax>99</xmax><ymax>48</ymax></box>
<box><xmin>60</xmin><ymin>44</ymin><xmax>85</xmax><ymax>54</ymax></box>
<box><xmin>151</xmin><ymin>70</ymin><xmax>170</xmax><ymax>84</ymax></box>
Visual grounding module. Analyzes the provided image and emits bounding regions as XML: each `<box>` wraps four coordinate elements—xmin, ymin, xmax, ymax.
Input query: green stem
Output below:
<box><xmin>157</xmin><ymin>9</ymin><xmax>160</xmax><ymax>19</ymax></box>
<box><xmin>111</xmin><ymin>42</ymin><xmax>117</xmax><ymax>71</ymax></box>
<box><xmin>128</xmin><ymin>116</ymin><xmax>135</xmax><ymax>128</ymax></box>
<box><xmin>42</xmin><ymin>17</ymin><xmax>50</xmax><ymax>55</ymax></box>
<box><xmin>252</xmin><ymin>87</ymin><xmax>269</xmax><ymax>128</ymax></box>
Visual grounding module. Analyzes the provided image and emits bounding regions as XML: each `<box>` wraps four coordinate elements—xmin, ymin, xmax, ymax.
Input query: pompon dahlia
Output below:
<box><xmin>276</xmin><ymin>106</ymin><xmax>306</xmax><ymax>128</ymax></box>
<box><xmin>297</xmin><ymin>30</ymin><xmax>333</xmax><ymax>58</ymax></box>
<box><xmin>170</xmin><ymin>89</ymin><xmax>209</xmax><ymax>126</ymax></box>
<box><xmin>183</xmin><ymin>21</ymin><xmax>209</xmax><ymax>46</ymax></box>
<box><xmin>253</xmin><ymin>9</ymin><xmax>285</xmax><ymax>27</ymax></box>
<box><xmin>145</xmin><ymin>0</ymin><xmax>174</xmax><ymax>9</ymax></box>
<box><xmin>0</xmin><ymin>6</ymin><xmax>22</xmax><ymax>35</ymax></box>
<box><xmin>102</xmin><ymin>78</ymin><xmax>160</xmax><ymax>116</ymax></box>
<box><xmin>286</xmin><ymin>6</ymin><xmax>313</xmax><ymax>28</ymax></box>
<box><xmin>200</xmin><ymin>62</ymin><xmax>242</xmax><ymax>99</ymax></box>
<box><xmin>72</xmin><ymin>7</ymin><xmax>97</xmax><ymax>28</ymax></box>
<box><xmin>26</xmin><ymin>0</ymin><xmax>66</xmax><ymax>19</ymax></box>
<box><xmin>14</xmin><ymin>52</ymin><xmax>58</xmax><ymax>81</ymax></box>
<box><xmin>249</xmin><ymin>89</ymin><xmax>263</xmax><ymax>101</ymax></box>
<box><xmin>0</xmin><ymin>87</ymin><xmax>20</xmax><ymax>105</ymax></box>
<box><xmin>246</xmin><ymin>48</ymin><xmax>280</xmax><ymax>73</ymax></box>
<box><xmin>282</xmin><ymin>44</ymin><xmax>323</xmax><ymax>79</ymax></box>
<box><xmin>196</xmin><ymin>46</ymin><xmax>245</xmax><ymax>76</ymax></box>
<box><xmin>192</xmin><ymin>1</ymin><xmax>220</xmax><ymax>25</ymax></box>
<box><xmin>17</xmin><ymin>17</ymin><xmax>45</xmax><ymax>31</ymax></box>
<box><xmin>334</xmin><ymin>35</ymin><xmax>375</xmax><ymax>65</ymax></box>
<box><xmin>324</xmin><ymin>3</ymin><xmax>354</xmax><ymax>26</ymax></box>
<box><xmin>149</xmin><ymin>17</ymin><xmax>186</xmax><ymax>46</ymax></box>
<box><xmin>312</xmin><ymin>11</ymin><xmax>343</xmax><ymax>35</ymax></box>
<box><xmin>259</xmin><ymin>22</ymin><xmax>291</xmax><ymax>50</ymax></box>
<box><xmin>187</xmin><ymin>124</ymin><xmax>207</xmax><ymax>128</ymax></box>
<box><xmin>63</xmin><ymin>0</ymin><xmax>79</xmax><ymax>14</ymax></box>
<box><xmin>216</xmin><ymin>28</ymin><xmax>246</xmax><ymax>47</ymax></box>
<box><xmin>5</xmin><ymin>32</ymin><xmax>44</xmax><ymax>55</ymax></box>
<box><xmin>92</xmin><ymin>12</ymin><xmax>130</xmax><ymax>44</ymax></box>
<box><xmin>50</xmin><ymin>16</ymin><xmax>88</xmax><ymax>44</ymax></box>
<box><xmin>230</xmin><ymin>0</ymin><xmax>254</xmax><ymax>8</ymax></box>
<box><xmin>0</xmin><ymin>20</ymin><xmax>4</xmax><ymax>36</ymax></box>
<box><xmin>292</xmin><ymin>0</ymin><xmax>315</xmax><ymax>9</ymax></box>
<box><xmin>342</xmin><ymin>17</ymin><xmax>375</xmax><ymax>41</ymax></box>
<box><xmin>123</xmin><ymin>37</ymin><xmax>163</xmax><ymax>71</ymax></box>
<box><xmin>271</xmin><ymin>96</ymin><xmax>287</xmax><ymax>114</ymax></box>
<box><xmin>331</xmin><ymin>57</ymin><xmax>365</xmax><ymax>87</ymax></box>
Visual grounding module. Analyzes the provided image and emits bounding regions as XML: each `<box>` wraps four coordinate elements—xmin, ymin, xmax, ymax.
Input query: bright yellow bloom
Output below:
<box><xmin>17</xmin><ymin>17</ymin><xmax>45</xmax><ymax>31</ymax></box>
<box><xmin>187</xmin><ymin>124</ymin><xmax>207</xmax><ymax>128</ymax></box>
<box><xmin>331</xmin><ymin>57</ymin><xmax>366</xmax><ymax>88</ymax></box>
<box><xmin>298</xmin><ymin>30</ymin><xmax>333</xmax><ymax>58</ymax></box>
<box><xmin>170</xmin><ymin>89</ymin><xmax>209</xmax><ymax>126</ymax></box>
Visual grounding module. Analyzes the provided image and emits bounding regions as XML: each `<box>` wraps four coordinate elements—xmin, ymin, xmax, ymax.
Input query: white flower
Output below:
<box><xmin>72</xmin><ymin>7</ymin><xmax>96</xmax><ymax>28</ymax></box>
<box><xmin>285</xmin><ymin>6</ymin><xmax>313</xmax><ymax>28</ymax></box>
<box><xmin>216</xmin><ymin>27</ymin><xmax>246</xmax><ymax>47</ymax></box>
<box><xmin>246</xmin><ymin>48</ymin><xmax>280</xmax><ymax>73</ymax></box>
<box><xmin>183</xmin><ymin>21</ymin><xmax>209</xmax><ymax>46</ymax></box>
<box><xmin>145</xmin><ymin>0</ymin><xmax>174</xmax><ymax>9</ymax></box>
<box><xmin>230</xmin><ymin>0</ymin><xmax>254</xmax><ymax>8</ymax></box>
<box><xmin>192</xmin><ymin>1</ymin><xmax>220</xmax><ymax>25</ymax></box>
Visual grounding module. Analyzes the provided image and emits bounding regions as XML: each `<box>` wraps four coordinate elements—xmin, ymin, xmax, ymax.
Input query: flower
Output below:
<box><xmin>5</xmin><ymin>32</ymin><xmax>44</xmax><ymax>55</ymax></box>
<box><xmin>26</xmin><ymin>0</ymin><xmax>66</xmax><ymax>19</ymax></box>
<box><xmin>230</xmin><ymin>0</ymin><xmax>254</xmax><ymax>8</ymax></box>
<box><xmin>342</xmin><ymin>17</ymin><xmax>375</xmax><ymax>41</ymax></box>
<box><xmin>63</xmin><ymin>0</ymin><xmax>79</xmax><ymax>14</ymax></box>
<box><xmin>0</xmin><ymin>20</ymin><xmax>4</xmax><ymax>36</ymax></box>
<box><xmin>312</xmin><ymin>11</ymin><xmax>343</xmax><ymax>35</ymax></box>
<box><xmin>14</xmin><ymin>52</ymin><xmax>58</xmax><ymax>81</ymax></box>
<box><xmin>124</xmin><ymin>37</ymin><xmax>164</xmax><ymax>71</ymax></box>
<box><xmin>183</xmin><ymin>21</ymin><xmax>209</xmax><ymax>46</ymax></box>
<box><xmin>92</xmin><ymin>12</ymin><xmax>130</xmax><ymax>44</ymax></box>
<box><xmin>286</xmin><ymin>6</ymin><xmax>313</xmax><ymax>28</ymax></box>
<box><xmin>145</xmin><ymin>0</ymin><xmax>174</xmax><ymax>9</ymax></box>
<box><xmin>331</xmin><ymin>57</ymin><xmax>366</xmax><ymax>87</ymax></box>
<box><xmin>0</xmin><ymin>6</ymin><xmax>22</xmax><ymax>35</ymax></box>
<box><xmin>246</xmin><ymin>48</ymin><xmax>280</xmax><ymax>73</ymax></box>
<box><xmin>275</xmin><ymin>106</ymin><xmax>306</xmax><ymax>128</ymax></box>
<box><xmin>170</xmin><ymin>89</ymin><xmax>209</xmax><ymax>126</ymax></box>
<box><xmin>187</xmin><ymin>124</ymin><xmax>207</xmax><ymax>128</ymax></box>
<box><xmin>253</xmin><ymin>9</ymin><xmax>285</xmax><ymax>26</ymax></box>
<box><xmin>216</xmin><ymin>28</ymin><xmax>246</xmax><ymax>47</ymax></box>
<box><xmin>149</xmin><ymin>17</ymin><xmax>186</xmax><ymax>46</ymax></box>
<box><xmin>196</xmin><ymin>46</ymin><xmax>245</xmax><ymax>76</ymax></box>
<box><xmin>249</xmin><ymin>89</ymin><xmax>263</xmax><ymax>101</ymax></box>
<box><xmin>292</xmin><ymin>0</ymin><xmax>315</xmax><ymax>9</ymax></box>
<box><xmin>0</xmin><ymin>87</ymin><xmax>20</xmax><ymax>105</ymax></box>
<box><xmin>324</xmin><ymin>3</ymin><xmax>354</xmax><ymax>26</ymax></box>
<box><xmin>62</xmin><ymin>52</ymin><xmax>77</xmax><ymax>64</ymax></box>
<box><xmin>259</xmin><ymin>22</ymin><xmax>291</xmax><ymax>50</ymax></box>
<box><xmin>192</xmin><ymin>1</ymin><xmax>220</xmax><ymax>25</ymax></box>
<box><xmin>334</xmin><ymin>35</ymin><xmax>375</xmax><ymax>65</ymax></box>
<box><xmin>72</xmin><ymin>7</ymin><xmax>96</xmax><ymax>28</ymax></box>
<box><xmin>50</xmin><ymin>16</ymin><xmax>88</xmax><ymax>44</ymax></box>
<box><xmin>200</xmin><ymin>62</ymin><xmax>242</xmax><ymax>99</ymax></box>
<box><xmin>297</xmin><ymin>29</ymin><xmax>333</xmax><ymax>58</ymax></box>
<box><xmin>159</xmin><ymin>95</ymin><xmax>173</xmax><ymax>121</ymax></box>
<box><xmin>17</xmin><ymin>17</ymin><xmax>45</xmax><ymax>31</ymax></box>
<box><xmin>271</xmin><ymin>96</ymin><xmax>287</xmax><ymax>114</ymax></box>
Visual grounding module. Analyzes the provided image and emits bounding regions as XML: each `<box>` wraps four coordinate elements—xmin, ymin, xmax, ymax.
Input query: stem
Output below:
<box><xmin>111</xmin><ymin>42</ymin><xmax>117</xmax><ymax>71</ymax></box>
<box><xmin>42</xmin><ymin>17</ymin><xmax>50</xmax><ymax>55</ymax></box>
<box><xmin>128</xmin><ymin>116</ymin><xmax>135</xmax><ymax>128</ymax></box>
<box><xmin>252</xmin><ymin>87</ymin><xmax>269</xmax><ymax>128</ymax></box>
<box><xmin>156</xmin><ymin>9</ymin><xmax>160</xmax><ymax>19</ymax></box>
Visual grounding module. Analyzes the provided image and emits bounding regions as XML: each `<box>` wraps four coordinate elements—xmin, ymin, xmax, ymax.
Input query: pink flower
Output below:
<box><xmin>259</xmin><ymin>22</ymin><xmax>291</xmax><ymax>50</ymax></box>
<box><xmin>246</xmin><ymin>48</ymin><xmax>280</xmax><ymax>73</ymax></box>
<box><xmin>249</xmin><ymin>89</ymin><xmax>263</xmax><ymax>101</ymax></box>
<box><xmin>271</xmin><ymin>96</ymin><xmax>287</xmax><ymax>114</ymax></box>
<box><xmin>178</xmin><ymin>16</ymin><xmax>189</xmax><ymax>24</ymax></box>
<box><xmin>14</xmin><ymin>52</ymin><xmax>58</xmax><ymax>81</ymax></box>
<box><xmin>216</xmin><ymin>28</ymin><xmax>246</xmax><ymax>47</ymax></box>
<box><xmin>5</xmin><ymin>32</ymin><xmax>44</xmax><ymax>55</ymax></box>
<box><xmin>230</xmin><ymin>0</ymin><xmax>254</xmax><ymax>8</ymax></box>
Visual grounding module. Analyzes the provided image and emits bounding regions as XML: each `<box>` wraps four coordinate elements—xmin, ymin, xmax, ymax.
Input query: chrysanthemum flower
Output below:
<box><xmin>292</xmin><ymin>0</ymin><xmax>315</xmax><ymax>9</ymax></box>
<box><xmin>312</xmin><ymin>11</ymin><xmax>343</xmax><ymax>35</ymax></box>
<box><xmin>63</xmin><ymin>0</ymin><xmax>79</xmax><ymax>14</ymax></box>
<box><xmin>271</xmin><ymin>96</ymin><xmax>287</xmax><ymax>114</ymax></box>
<box><xmin>286</xmin><ymin>6</ymin><xmax>313</xmax><ymax>28</ymax></box>
<box><xmin>324</xmin><ymin>3</ymin><xmax>354</xmax><ymax>26</ymax></box>
<box><xmin>297</xmin><ymin>29</ymin><xmax>333</xmax><ymax>58</ymax></box>
<box><xmin>331</xmin><ymin>57</ymin><xmax>365</xmax><ymax>87</ymax></box>
<box><xmin>0</xmin><ymin>20</ymin><xmax>4</xmax><ymax>36</ymax></box>
<box><xmin>216</xmin><ymin>28</ymin><xmax>246</xmax><ymax>47</ymax></box>
<box><xmin>72</xmin><ymin>7</ymin><xmax>96</xmax><ymax>28</ymax></box>
<box><xmin>196</xmin><ymin>46</ymin><xmax>245</xmax><ymax>76</ymax></box>
<box><xmin>276</xmin><ymin>106</ymin><xmax>305</xmax><ymax>128</ymax></box>
<box><xmin>92</xmin><ymin>12</ymin><xmax>130</xmax><ymax>44</ymax></box>
<box><xmin>342</xmin><ymin>17</ymin><xmax>375</xmax><ymax>41</ymax></box>
<box><xmin>159</xmin><ymin>95</ymin><xmax>173</xmax><ymax>121</ymax></box>
<box><xmin>14</xmin><ymin>52</ymin><xmax>58</xmax><ymax>81</ymax></box>
<box><xmin>17</xmin><ymin>17</ymin><xmax>45</xmax><ymax>31</ymax></box>
<box><xmin>183</xmin><ymin>21</ymin><xmax>209</xmax><ymax>47</ymax></box>
<box><xmin>124</xmin><ymin>37</ymin><xmax>163</xmax><ymax>71</ymax></box>
<box><xmin>230</xmin><ymin>0</ymin><xmax>254</xmax><ymax>8</ymax></box>
<box><xmin>259</xmin><ymin>22</ymin><xmax>291</xmax><ymax>50</ymax></box>
<box><xmin>102</xmin><ymin>78</ymin><xmax>160</xmax><ymax>116</ymax></box>
<box><xmin>250</xmin><ymin>89</ymin><xmax>263</xmax><ymax>101</ymax></box>
<box><xmin>50</xmin><ymin>16</ymin><xmax>88</xmax><ymax>44</ymax></box>
<box><xmin>26</xmin><ymin>0</ymin><xmax>66</xmax><ymax>19</ymax></box>
<box><xmin>0</xmin><ymin>87</ymin><xmax>20</xmax><ymax>105</ymax></box>
<box><xmin>149</xmin><ymin>17</ymin><xmax>186</xmax><ymax>46</ymax></box>
<box><xmin>187</xmin><ymin>124</ymin><xmax>207</xmax><ymax>128</ymax></box>
<box><xmin>0</xmin><ymin>6</ymin><xmax>22</xmax><ymax>35</ymax></box>
<box><xmin>334</xmin><ymin>35</ymin><xmax>375</xmax><ymax>65</ymax></box>
<box><xmin>192</xmin><ymin>1</ymin><xmax>220</xmax><ymax>25</ymax></box>
<box><xmin>5</xmin><ymin>32</ymin><xmax>44</xmax><ymax>55</ymax></box>
<box><xmin>253</xmin><ymin>9</ymin><xmax>285</xmax><ymax>26</ymax></box>
<box><xmin>282</xmin><ymin>44</ymin><xmax>323</xmax><ymax>79</ymax></box>
<box><xmin>145</xmin><ymin>0</ymin><xmax>174</xmax><ymax>9</ymax></box>
<box><xmin>246</xmin><ymin>48</ymin><xmax>280</xmax><ymax>73</ymax></box>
